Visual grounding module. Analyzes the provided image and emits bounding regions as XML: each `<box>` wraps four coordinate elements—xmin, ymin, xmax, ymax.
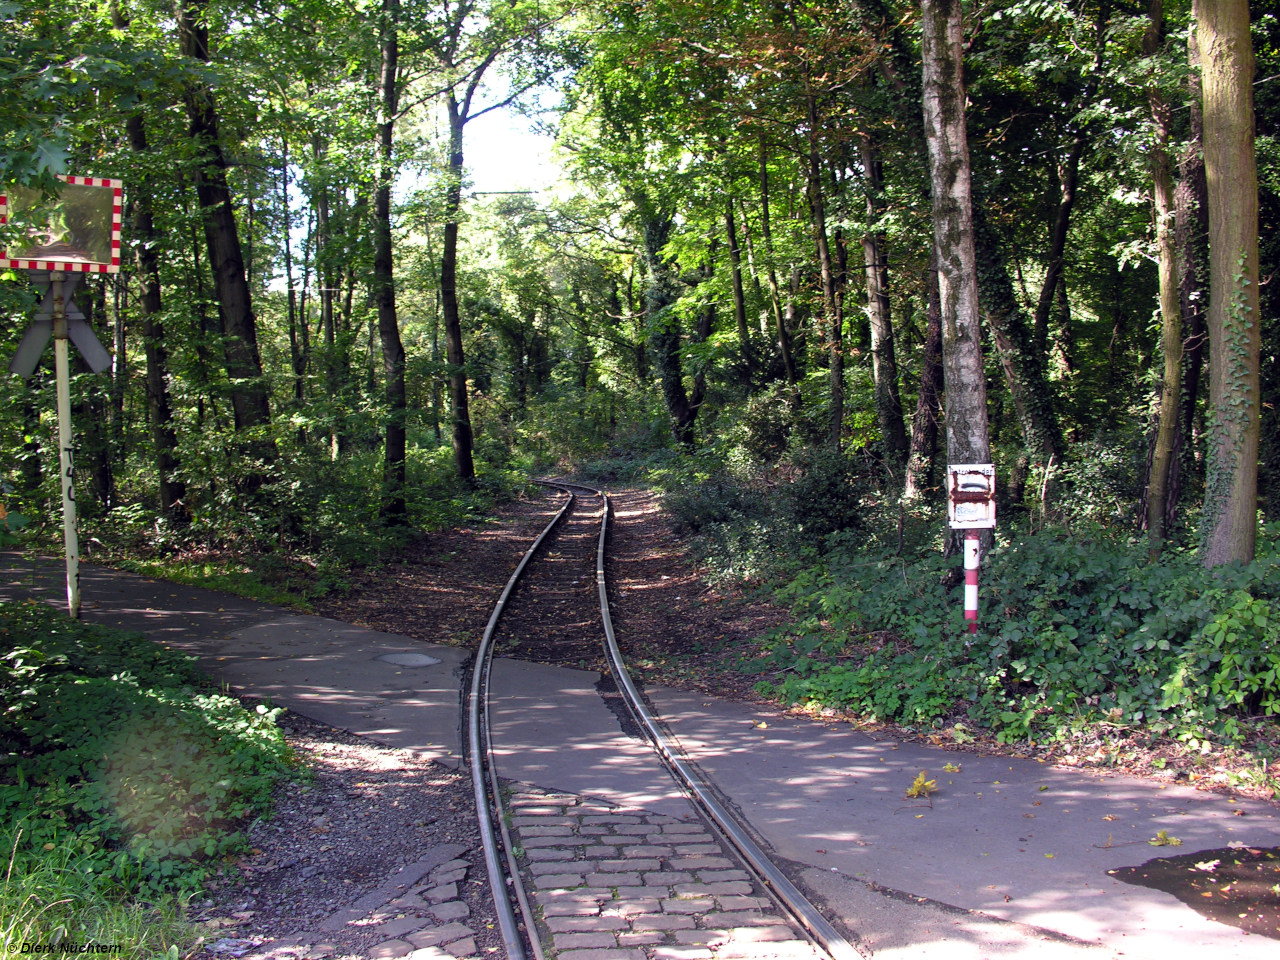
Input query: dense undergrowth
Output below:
<box><xmin>749</xmin><ymin>526</ymin><xmax>1280</xmax><ymax>744</ymax></box>
<box><xmin>0</xmin><ymin>601</ymin><xmax>297</xmax><ymax>956</ymax></box>
<box><xmin>17</xmin><ymin>440</ymin><xmax>537</xmax><ymax>608</ymax></box>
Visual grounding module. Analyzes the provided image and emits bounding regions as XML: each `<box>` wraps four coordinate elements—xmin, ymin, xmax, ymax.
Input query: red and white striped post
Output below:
<box><xmin>963</xmin><ymin>531</ymin><xmax>981</xmax><ymax>633</ymax></box>
<box><xmin>948</xmin><ymin>464</ymin><xmax>996</xmax><ymax>633</ymax></box>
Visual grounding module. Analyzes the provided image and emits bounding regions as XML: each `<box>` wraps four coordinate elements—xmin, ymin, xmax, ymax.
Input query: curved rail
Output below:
<box><xmin>472</xmin><ymin>479</ymin><xmax>860</xmax><ymax>960</ymax></box>
<box><xmin>466</xmin><ymin>486</ymin><xmax>575</xmax><ymax>960</ymax></box>
<box><xmin>589</xmin><ymin>486</ymin><xmax>863</xmax><ymax>960</ymax></box>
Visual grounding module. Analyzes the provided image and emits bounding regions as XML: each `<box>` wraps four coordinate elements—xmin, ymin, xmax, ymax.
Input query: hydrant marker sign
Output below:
<box><xmin>947</xmin><ymin>463</ymin><xmax>996</xmax><ymax>530</ymax></box>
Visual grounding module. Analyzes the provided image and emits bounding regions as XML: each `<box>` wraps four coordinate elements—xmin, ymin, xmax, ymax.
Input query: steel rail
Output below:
<box><xmin>483</xmin><ymin>647</ymin><xmax>548</xmax><ymax>960</ymax></box>
<box><xmin>587</xmin><ymin>485</ymin><xmax>864</xmax><ymax>960</ymax></box>
<box><xmin>466</xmin><ymin>486</ymin><xmax>575</xmax><ymax>960</ymax></box>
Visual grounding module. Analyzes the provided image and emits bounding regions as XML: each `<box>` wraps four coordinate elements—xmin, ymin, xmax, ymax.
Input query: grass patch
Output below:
<box><xmin>1</xmin><ymin>828</ymin><xmax>194</xmax><ymax>959</ymax></box>
<box><xmin>1</xmin><ymin>600</ymin><xmax>298</xmax><ymax>955</ymax></box>
<box><xmin>112</xmin><ymin>553</ymin><xmax>320</xmax><ymax>612</ymax></box>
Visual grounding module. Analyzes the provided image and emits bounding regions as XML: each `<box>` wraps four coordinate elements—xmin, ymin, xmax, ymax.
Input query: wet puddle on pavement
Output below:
<box><xmin>1109</xmin><ymin>845</ymin><xmax>1280</xmax><ymax>939</ymax></box>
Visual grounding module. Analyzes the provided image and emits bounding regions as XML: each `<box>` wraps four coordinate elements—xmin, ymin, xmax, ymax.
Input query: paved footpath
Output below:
<box><xmin>4</xmin><ymin>554</ymin><xmax>1279</xmax><ymax>960</ymax></box>
<box><xmin>508</xmin><ymin>787</ymin><xmax>824</xmax><ymax>960</ymax></box>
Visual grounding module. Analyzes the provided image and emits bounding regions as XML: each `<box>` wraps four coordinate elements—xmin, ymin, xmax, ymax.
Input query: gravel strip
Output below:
<box><xmin>194</xmin><ymin>712</ymin><xmax>499</xmax><ymax>959</ymax></box>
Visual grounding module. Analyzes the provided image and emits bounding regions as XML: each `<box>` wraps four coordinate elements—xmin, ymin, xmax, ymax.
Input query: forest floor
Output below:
<box><xmin>311</xmin><ymin>486</ymin><xmax>787</xmax><ymax>701</ymax></box>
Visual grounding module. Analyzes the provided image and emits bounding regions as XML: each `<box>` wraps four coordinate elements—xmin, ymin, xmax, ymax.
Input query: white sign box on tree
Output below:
<box><xmin>947</xmin><ymin>463</ymin><xmax>997</xmax><ymax>529</ymax></box>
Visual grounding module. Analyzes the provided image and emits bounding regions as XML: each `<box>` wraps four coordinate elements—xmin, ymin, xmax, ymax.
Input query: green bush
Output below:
<box><xmin>1</xmin><ymin>602</ymin><xmax>296</xmax><ymax>896</ymax></box>
<box><xmin>750</xmin><ymin>523</ymin><xmax>1280</xmax><ymax>747</ymax></box>
<box><xmin>659</xmin><ymin>445</ymin><xmax>869</xmax><ymax>580</ymax></box>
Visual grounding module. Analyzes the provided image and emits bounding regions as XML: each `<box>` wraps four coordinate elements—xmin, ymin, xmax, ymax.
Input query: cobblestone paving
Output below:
<box><xmin>229</xmin><ymin>848</ymin><xmax>482</xmax><ymax>960</ymax></box>
<box><xmin>509</xmin><ymin>788</ymin><xmax>827</xmax><ymax>960</ymax></box>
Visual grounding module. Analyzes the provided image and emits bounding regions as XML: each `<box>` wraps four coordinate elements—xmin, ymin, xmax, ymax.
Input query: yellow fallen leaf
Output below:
<box><xmin>906</xmin><ymin>771</ymin><xmax>937</xmax><ymax>799</ymax></box>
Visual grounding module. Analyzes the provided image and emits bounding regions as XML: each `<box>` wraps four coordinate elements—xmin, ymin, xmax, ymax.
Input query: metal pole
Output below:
<box><xmin>963</xmin><ymin>530</ymin><xmax>980</xmax><ymax>633</ymax></box>
<box><xmin>51</xmin><ymin>272</ymin><xmax>81</xmax><ymax>619</ymax></box>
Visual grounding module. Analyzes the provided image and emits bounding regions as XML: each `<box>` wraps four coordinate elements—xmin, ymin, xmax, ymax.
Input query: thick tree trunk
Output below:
<box><xmin>921</xmin><ymin>0</ymin><xmax>992</xmax><ymax>470</ymax></box>
<box><xmin>374</xmin><ymin>0</ymin><xmax>409</xmax><ymax>521</ymax></box>
<box><xmin>126</xmin><ymin>111</ymin><xmax>187</xmax><ymax>523</ymax></box>
<box><xmin>1144</xmin><ymin>0</ymin><xmax>1182</xmax><ymax>556</ymax></box>
<box><xmin>905</xmin><ymin>257</ymin><xmax>946</xmax><ymax>499</ymax></box>
<box><xmin>1194</xmin><ymin>0</ymin><xmax>1261</xmax><ymax>567</ymax></box>
<box><xmin>859</xmin><ymin>133</ymin><xmax>908</xmax><ymax>474</ymax></box>
<box><xmin>973</xmin><ymin>204</ymin><xmax>1064</xmax><ymax>465</ymax></box>
<box><xmin>441</xmin><ymin>94</ymin><xmax>477</xmax><ymax>482</ymax></box>
<box><xmin>175</xmin><ymin>0</ymin><xmax>275</xmax><ymax>487</ymax></box>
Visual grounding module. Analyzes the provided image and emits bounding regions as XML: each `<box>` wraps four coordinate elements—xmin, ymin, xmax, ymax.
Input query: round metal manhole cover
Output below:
<box><xmin>376</xmin><ymin>653</ymin><xmax>442</xmax><ymax>668</ymax></box>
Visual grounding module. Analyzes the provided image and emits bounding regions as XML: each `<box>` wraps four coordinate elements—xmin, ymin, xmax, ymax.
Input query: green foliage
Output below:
<box><xmin>0</xmin><ymin>602</ymin><xmax>296</xmax><ymax>897</ymax></box>
<box><xmin>657</xmin><ymin>445</ymin><xmax>871</xmax><ymax>586</ymax></box>
<box><xmin>1163</xmin><ymin>591</ymin><xmax>1280</xmax><ymax>732</ymax></box>
<box><xmin>1</xmin><ymin>825</ymin><xmax>196</xmax><ymax>959</ymax></box>
<box><xmin>746</xmin><ymin>522</ymin><xmax>1280</xmax><ymax>748</ymax></box>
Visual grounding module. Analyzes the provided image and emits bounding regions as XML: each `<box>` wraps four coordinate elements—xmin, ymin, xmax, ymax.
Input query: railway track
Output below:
<box><xmin>466</xmin><ymin>480</ymin><xmax>862</xmax><ymax>960</ymax></box>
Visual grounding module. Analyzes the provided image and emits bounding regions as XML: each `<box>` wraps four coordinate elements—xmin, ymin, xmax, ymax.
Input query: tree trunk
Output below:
<box><xmin>859</xmin><ymin>133</ymin><xmax>908</xmax><ymax>474</ymax></box>
<box><xmin>374</xmin><ymin>0</ymin><xmax>409</xmax><ymax>521</ymax></box>
<box><xmin>733</xmin><ymin>196</ymin><xmax>769</xmax><ymax>336</ymax></box>
<box><xmin>1032</xmin><ymin>139</ymin><xmax>1084</xmax><ymax>355</ymax></box>
<box><xmin>441</xmin><ymin>93</ymin><xmax>477</xmax><ymax>482</ymax></box>
<box><xmin>280</xmin><ymin>143</ymin><xmax>306</xmax><ymax>421</ymax></box>
<box><xmin>905</xmin><ymin>256</ymin><xmax>946</xmax><ymax>499</ymax></box>
<box><xmin>724</xmin><ymin>196</ymin><xmax>754</xmax><ymax>372</ymax></box>
<box><xmin>921</xmin><ymin>0</ymin><xmax>992</xmax><ymax>470</ymax></box>
<box><xmin>1173</xmin><ymin>27</ymin><xmax>1211</xmax><ymax>524</ymax></box>
<box><xmin>19</xmin><ymin>393</ymin><xmax>42</xmax><ymax>495</ymax></box>
<box><xmin>1031</xmin><ymin>0</ymin><xmax>1107</xmax><ymax>354</ymax></box>
<box><xmin>1144</xmin><ymin>0</ymin><xmax>1182</xmax><ymax>556</ymax></box>
<box><xmin>642</xmin><ymin>216</ymin><xmax>700</xmax><ymax>447</ymax></box>
<box><xmin>313</xmin><ymin>135</ymin><xmax>348</xmax><ymax>460</ymax></box>
<box><xmin>176</xmin><ymin>0</ymin><xmax>275</xmax><ymax>486</ymax></box>
<box><xmin>758</xmin><ymin>142</ymin><xmax>796</xmax><ymax>387</ymax></box>
<box><xmin>1194</xmin><ymin>0</ymin><xmax>1261</xmax><ymax>567</ymax></box>
<box><xmin>79</xmin><ymin>284</ymin><xmax>114</xmax><ymax>513</ymax></box>
<box><xmin>126</xmin><ymin>110</ymin><xmax>187</xmax><ymax>523</ymax></box>
<box><xmin>806</xmin><ymin>94</ymin><xmax>842</xmax><ymax>447</ymax></box>
<box><xmin>109</xmin><ymin>282</ymin><xmax>126</xmax><ymax>465</ymax></box>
